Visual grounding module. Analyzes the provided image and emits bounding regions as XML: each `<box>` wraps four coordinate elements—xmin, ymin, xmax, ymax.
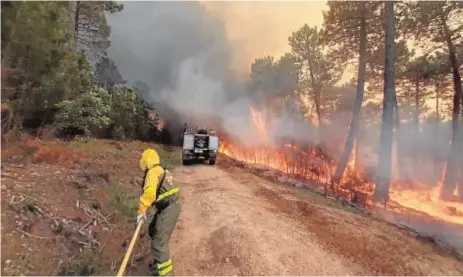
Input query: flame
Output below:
<box><xmin>389</xmin><ymin>182</ymin><xmax>463</xmax><ymax>225</ymax></box>
<box><xmin>219</xmin><ymin>107</ymin><xmax>463</xmax><ymax>226</ymax></box>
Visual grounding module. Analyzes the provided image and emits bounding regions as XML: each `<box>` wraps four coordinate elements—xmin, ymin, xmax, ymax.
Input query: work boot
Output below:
<box><xmin>150</xmin><ymin>260</ymin><xmax>173</xmax><ymax>276</ymax></box>
<box><xmin>149</xmin><ymin>261</ymin><xmax>158</xmax><ymax>276</ymax></box>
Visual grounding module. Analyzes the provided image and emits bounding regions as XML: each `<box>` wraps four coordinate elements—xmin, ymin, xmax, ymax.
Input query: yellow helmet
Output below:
<box><xmin>139</xmin><ymin>148</ymin><xmax>160</xmax><ymax>170</ymax></box>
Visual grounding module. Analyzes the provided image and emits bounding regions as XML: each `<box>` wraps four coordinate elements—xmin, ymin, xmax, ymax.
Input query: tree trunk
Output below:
<box><xmin>441</xmin><ymin>16</ymin><xmax>463</xmax><ymax>200</ymax></box>
<box><xmin>373</xmin><ymin>0</ymin><xmax>396</xmax><ymax>203</ymax></box>
<box><xmin>392</xmin><ymin>85</ymin><xmax>402</xmax><ymax>179</ymax></box>
<box><xmin>414</xmin><ymin>81</ymin><xmax>420</xmax><ymax>133</ymax></box>
<box><xmin>355</xmin><ymin>127</ymin><xmax>362</xmax><ymax>170</ymax></box>
<box><xmin>414</xmin><ymin>80</ymin><xmax>420</xmax><ymax>164</ymax></box>
<box><xmin>434</xmin><ymin>82</ymin><xmax>441</xmax><ymax>182</ymax></box>
<box><xmin>306</xmin><ymin>54</ymin><xmax>322</xmax><ymax>130</ymax></box>
<box><xmin>332</xmin><ymin>3</ymin><xmax>367</xmax><ymax>183</ymax></box>
<box><xmin>308</xmin><ymin>71</ymin><xmax>322</xmax><ymax>129</ymax></box>
<box><xmin>435</xmin><ymin>83</ymin><xmax>440</xmax><ymax>124</ymax></box>
<box><xmin>393</xmin><ymin>92</ymin><xmax>400</xmax><ymax>129</ymax></box>
<box><xmin>74</xmin><ymin>1</ymin><xmax>80</xmax><ymax>49</ymax></box>
<box><xmin>314</xmin><ymin>91</ymin><xmax>322</xmax><ymax>129</ymax></box>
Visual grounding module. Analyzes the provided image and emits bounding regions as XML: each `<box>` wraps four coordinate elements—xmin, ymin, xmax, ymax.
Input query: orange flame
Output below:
<box><xmin>219</xmin><ymin>107</ymin><xmax>463</xmax><ymax>226</ymax></box>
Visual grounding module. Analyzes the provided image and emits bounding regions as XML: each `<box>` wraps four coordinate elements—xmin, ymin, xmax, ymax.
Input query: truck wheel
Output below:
<box><xmin>182</xmin><ymin>159</ymin><xmax>189</xmax><ymax>166</ymax></box>
<box><xmin>209</xmin><ymin>159</ymin><xmax>216</xmax><ymax>165</ymax></box>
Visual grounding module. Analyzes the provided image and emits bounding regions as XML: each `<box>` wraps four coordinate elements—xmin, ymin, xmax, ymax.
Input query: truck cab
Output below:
<box><xmin>182</xmin><ymin>126</ymin><xmax>219</xmax><ymax>165</ymax></box>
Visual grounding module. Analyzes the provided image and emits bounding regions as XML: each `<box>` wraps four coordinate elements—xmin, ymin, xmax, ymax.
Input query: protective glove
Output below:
<box><xmin>136</xmin><ymin>213</ymin><xmax>147</xmax><ymax>224</ymax></box>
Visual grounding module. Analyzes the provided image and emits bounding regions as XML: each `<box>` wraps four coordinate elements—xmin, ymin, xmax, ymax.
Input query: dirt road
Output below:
<box><xmin>172</xmin><ymin>165</ymin><xmax>361</xmax><ymax>275</ymax></box>
<box><xmin>133</xmin><ymin>163</ymin><xmax>463</xmax><ymax>276</ymax></box>
<box><xmin>2</xmin><ymin>139</ymin><xmax>462</xmax><ymax>276</ymax></box>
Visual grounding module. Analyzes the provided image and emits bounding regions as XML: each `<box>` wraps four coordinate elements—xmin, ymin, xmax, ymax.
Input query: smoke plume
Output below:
<box><xmin>107</xmin><ymin>1</ymin><xmax>324</xmax><ymax>145</ymax></box>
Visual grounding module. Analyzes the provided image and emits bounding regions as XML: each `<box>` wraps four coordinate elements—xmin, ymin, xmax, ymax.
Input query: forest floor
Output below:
<box><xmin>1</xmin><ymin>136</ymin><xmax>463</xmax><ymax>276</ymax></box>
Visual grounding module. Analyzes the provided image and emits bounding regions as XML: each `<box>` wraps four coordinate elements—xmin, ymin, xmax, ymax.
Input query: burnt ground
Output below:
<box><xmin>1</xmin><ymin>137</ymin><xmax>463</xmax><ymax>276</ymax></box>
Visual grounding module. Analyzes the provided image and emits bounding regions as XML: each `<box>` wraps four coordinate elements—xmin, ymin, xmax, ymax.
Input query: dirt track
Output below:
<box><xmin>132</xmin><ymin>163</ymin><xmax>463</xmax><ymax>276</ymax></box>
<box><xmin>2</xmin><ymin>139</ymin><xmax>462</xmax><ymax>276</ymax></box>
<box><xmin>171</xmin><ymin>165</ymin><xmax>361</xmax><ymax>275</ymax></box>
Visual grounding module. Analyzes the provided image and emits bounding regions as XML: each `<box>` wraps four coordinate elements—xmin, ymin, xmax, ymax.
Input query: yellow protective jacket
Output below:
<box><xmin>138</xmin><ymin>149</ymin><xmax>164</xmax><ymax>215</ymax></box>
<box><xmin>138</xmin><ymin>165</ymin><xmax>165</xmax><ymax>215</ymax></box>
<box><xmin>138</xmin><ymin>148</ymin><xmax>179</xmax><ymax>215</ymax></box>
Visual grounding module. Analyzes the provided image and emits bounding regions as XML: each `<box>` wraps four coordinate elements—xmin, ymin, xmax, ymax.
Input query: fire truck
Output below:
<box><xmin>181</xmin><ymin>124</ymin><xmax>219</xmax><ymax>165</ymax></box>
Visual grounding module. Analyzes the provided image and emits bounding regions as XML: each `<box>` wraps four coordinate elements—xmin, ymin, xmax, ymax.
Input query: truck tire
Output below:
<box><xmin>209</xmin><ymin>159</ymin><xmax>216</xmax><ymax>165</ymax></box>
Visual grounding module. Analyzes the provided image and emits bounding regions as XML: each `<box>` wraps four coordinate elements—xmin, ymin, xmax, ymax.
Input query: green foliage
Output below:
<box><xmin>250</xmin><ymin>53</ymin><xmax>299</xmax><ymax>99</ymax></box>
<box><xmin>55</xmin><ymin>87</ymin><xmax>112</xmax><ymax>136</ymax></box>
<box><xmin>111</xmin><ymin>125</ymin><xmax>126</xmax><ymax>140</ymax></box>
<box><xmin>108</xmin><ymin>88</ymin><xmax>153</xmax><ymax>140</ymax></box>
<box><xmin>1</xmin><ymin>1</ymin><xmax>94</xmax><ymax>130</ymax></box>
<box><xmin>402</xmin><ymin>1</ymin><xmax>463</xmax><ymax>47</ymax></box>
<box><xmin>323</xmin><ymin>1</ymin><xmax>383</xmax><ymax>64</ymax></box>
<box><xmin>250</xmin><ymin>56</ymin><xmax>277</xmax><ymax>95</ymax></box>
<box><xmin>58</xmin><ymin>248</ymin><xmax>101</xmax><ymax>276</ymax></box>
<box><xmin>401</xmin><ymin>2</ymin><xmax>463</xmax><ymax>121</ymax></box>
<box><xmin>289</xmin><ymin>24</ymin><xmax>343</xmax><ymax>125</ymax></box>
<box><xmin>53</xmin><ymin>85</ymin><xmax>158</xmax><ymax>140</ymax></box>
<box><xmin>108</xmin><ymin>182</ymin><xmax>138</xmax><ymax>218</ymax></box>
<box><xmin>94</xmin><ymin>56</ymin><xmax>126</xmax><ymax>91</ymax></box>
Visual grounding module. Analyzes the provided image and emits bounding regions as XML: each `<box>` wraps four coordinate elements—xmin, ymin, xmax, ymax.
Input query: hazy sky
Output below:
<box><xmin>108</xmin><ymin>1</ymin><xmax>329</xmax><ymax>82</ymax></box>
<box><xmin>202</xmin><ymin>1</ymin><xmax>328</xmax><ymax>77</ymax></box>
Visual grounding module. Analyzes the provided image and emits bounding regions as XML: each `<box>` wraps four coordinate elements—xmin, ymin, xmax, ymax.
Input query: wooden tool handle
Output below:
<box><xmin>117</xmin><ymin>220</ymin><xmax>144</xmax><ymax>276</ymax></box>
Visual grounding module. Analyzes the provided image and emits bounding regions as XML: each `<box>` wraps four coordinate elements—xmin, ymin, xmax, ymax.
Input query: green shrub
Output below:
<box><xmin>111</xmin><ymin>125</ymin><xmax>126</xmax><ymax>140</ymax></box>
<box><xmin>58</xmin><ymin>248</ymin><xmax>100</xmax><ymax>276</ymax></box>
<box><xmin>55</xmin><ymin>87</ymin><xmax>112</xmax><ymax>137</ymax></box>
<box><xmin>108</xmin><ymin>182</ymin><xmax>138</xmax><ymax>218</ymax></box>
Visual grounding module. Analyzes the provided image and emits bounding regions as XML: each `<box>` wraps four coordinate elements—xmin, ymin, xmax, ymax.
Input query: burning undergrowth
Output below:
<box><xmin>217</xmin><ymin>105</ymin><xmax>463</xmax><ymax>253</ymax></box>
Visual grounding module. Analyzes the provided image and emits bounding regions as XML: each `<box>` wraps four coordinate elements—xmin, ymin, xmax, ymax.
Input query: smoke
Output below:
<box><xmin>105</xmin><ymin>1</ymin><xmax>453</xmax><ymax>171</ymax></box>
<box><xmin>107</xmin><ymin>2</ymin><xmax>237</xmax><ymax>141</ymax></box>
<box><xmin>106</xmin><ymin>1</ymin><xmax>326</xmax><ymax>145</ymax></box>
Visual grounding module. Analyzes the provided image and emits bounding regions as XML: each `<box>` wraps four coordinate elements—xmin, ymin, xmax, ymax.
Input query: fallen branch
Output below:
<box><xmin>96</xmin><ymin>210</ymin><xmax>113</xmax><ymax>227</ymax></box>
<box><xmin>74</xmin><ymin>230</ymin><xmax>101</xmax><ymax>247</ymax></box>
<box><xmin>73</xmin><ymin>239</ymin><xmax>91</xmax><ymax>247</ymax></box>
<box><xmin>79</xmin><ymin>219</ymin><xmax>95</xmax><ymax>232</ymax></box>
<box><xmin>84</xmin><ymin>206</ymin><xmax>113</xmax><ymax>228</ymax></box>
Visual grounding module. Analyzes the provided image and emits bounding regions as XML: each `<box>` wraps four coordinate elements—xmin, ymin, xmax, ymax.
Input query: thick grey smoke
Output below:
<box><xmin>107</xmin><ymin>2</ymin><xmax>246</xmax><ymax>141</ymax></box>
<box><xmin>106</xmin><ymin>1</ymin><xmax>315</xmax><ymax>146</ymax></box>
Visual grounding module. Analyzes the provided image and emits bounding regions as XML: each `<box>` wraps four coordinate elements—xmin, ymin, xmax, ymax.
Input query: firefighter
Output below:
<box><xmin>137</xmin><ymin>148</ymin><xmax>181</xmax><ymax>276</ymax></box>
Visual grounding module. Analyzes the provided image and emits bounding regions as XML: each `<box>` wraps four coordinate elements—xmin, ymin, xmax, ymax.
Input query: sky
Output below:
<box><xmin>202</xmin><ymin>1</ymin><xmax>328</xmax><ymax>78</ymax></box>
